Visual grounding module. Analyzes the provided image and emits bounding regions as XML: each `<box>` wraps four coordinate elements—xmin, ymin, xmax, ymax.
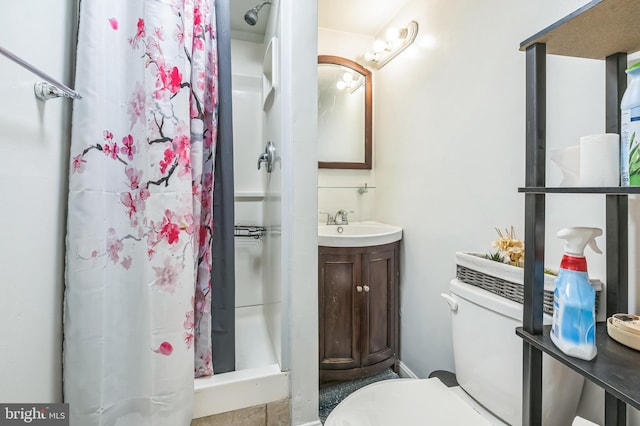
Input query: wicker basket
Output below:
<box><xmin>455</xmin><ymin>252</ymin><xmax>602</xmax><ymax>315</ymax></box>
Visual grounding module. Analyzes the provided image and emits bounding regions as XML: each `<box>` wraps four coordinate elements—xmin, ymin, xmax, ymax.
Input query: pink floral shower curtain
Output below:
<box><xmin>64</xmin><ymin>0</ymin><xmax>217</xmax><ymax>424</ymax></box>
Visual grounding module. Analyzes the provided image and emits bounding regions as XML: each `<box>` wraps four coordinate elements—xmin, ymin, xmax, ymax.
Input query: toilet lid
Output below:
<box><xmin>325</xmin><ymin>378</ymin><xmax>492</xmax><ymax>426</ymax></box>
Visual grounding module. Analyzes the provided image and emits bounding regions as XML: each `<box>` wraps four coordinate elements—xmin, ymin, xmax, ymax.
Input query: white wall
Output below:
<box><xmin>373</xmin><ymin>0</ymin><xmax>599</xmax><ymax>376</ymax></box>
<box><xmin>0</xmin><ymin>0</ymin><xmax>76</xmax><ymax>403</ymax></box>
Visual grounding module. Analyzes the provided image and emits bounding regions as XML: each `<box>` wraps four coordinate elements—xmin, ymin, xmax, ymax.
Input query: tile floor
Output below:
<box><xmin>191</xmin><ymin>399</ymin><xmax>289</xmax><ymax>426</ymax></box>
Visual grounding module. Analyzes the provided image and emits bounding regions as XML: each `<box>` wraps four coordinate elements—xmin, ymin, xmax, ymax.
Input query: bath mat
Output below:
<box><xmin>319</xmin><ymin>368</ymin><xmax>400</xmax><ymax>423</ymax></box>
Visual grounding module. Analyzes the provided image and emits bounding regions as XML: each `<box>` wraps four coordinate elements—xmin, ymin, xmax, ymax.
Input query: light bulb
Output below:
<box><xmin>364</xmin><ymin>51</ymin><xmax>377</xmax><ymax>62</ymax></box>
<box><xmin>342</xmin><ymin>73</ymin><xmax>353</xmax><ymax>83</ymax></box>
<box><xmin>386</xmin><ymin>27</ymin><xmax>400</xmax><ymax>41</ymax></box>
<box><xmin>373</xmin><ymin>39</ymin><xmax>388</xmax><ymax>53</ymax></box>
<box><xmin>336</xmin><ymin>81</ymin><xmax>346</xmax><ymax>91</ymax></box>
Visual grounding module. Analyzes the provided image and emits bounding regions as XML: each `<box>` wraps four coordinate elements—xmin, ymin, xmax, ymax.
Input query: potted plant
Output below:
<box><xmin>456</xmin><ymin>227</ymin><xmax>603</xmax><ymax>315</ymax></box>
<box><xmin>455</xmin><ymin>227</ymin><xmax>558</xmax><ymax>314</ymax></box>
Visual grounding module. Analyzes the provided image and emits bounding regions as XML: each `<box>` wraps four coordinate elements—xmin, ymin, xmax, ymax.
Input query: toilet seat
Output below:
<box><xmin>324</xmin><ymin>378</ymin><xmax>494</xmax><ymax>426</ymax></box>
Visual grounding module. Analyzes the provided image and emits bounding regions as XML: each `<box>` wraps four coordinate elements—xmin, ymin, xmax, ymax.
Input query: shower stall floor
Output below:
<box><xmin>236</xmin><ymin>304</ymin><xmax>278</xmax><ymax>370</ymax></box>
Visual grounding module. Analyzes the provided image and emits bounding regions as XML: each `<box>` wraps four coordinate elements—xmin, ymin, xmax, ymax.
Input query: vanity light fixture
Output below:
<box><xmin>363</xmin><ymin>21</ymin><xmax>419</xmax><ymax>69</ymax></box>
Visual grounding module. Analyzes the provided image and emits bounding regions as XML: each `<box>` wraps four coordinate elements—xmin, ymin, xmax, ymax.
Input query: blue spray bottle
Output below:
<box><xmin>550</xmin><ymin>227</ymin><xmax>602</xmax><ymax>361</ymax></box>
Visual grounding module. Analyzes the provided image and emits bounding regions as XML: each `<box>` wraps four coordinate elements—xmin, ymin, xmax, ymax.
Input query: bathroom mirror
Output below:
<box><xmin>317</xmin><ymin>55</ymin><xmax>372</xmax><ymax>169</ymax></box>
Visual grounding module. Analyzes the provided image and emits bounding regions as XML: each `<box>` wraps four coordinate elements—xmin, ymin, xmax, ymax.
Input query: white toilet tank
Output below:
<box><xmin>448</xmin><ymin>279</ymin><xmax>584</xmax><ymax>426</ymax></box>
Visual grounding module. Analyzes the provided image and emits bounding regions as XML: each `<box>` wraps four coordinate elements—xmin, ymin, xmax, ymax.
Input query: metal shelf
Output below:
<box><xmin>518</xmin><ymin>187</ymin><xmax>640</xmax><ymax>194</ymax></box>
<box><xmin>517</xmin><ymin>324</ymin><xmax>640</xmax><ymax>411</ymax></box>
<box><xmin>519</xmin><ymin>2</ymin><xmax>635</xmax><ymax>424</ymax></box>
<box><xmin>519</xmin><ymin>0</ymin><xmax>640</xmax><ymax>59</ymax></box>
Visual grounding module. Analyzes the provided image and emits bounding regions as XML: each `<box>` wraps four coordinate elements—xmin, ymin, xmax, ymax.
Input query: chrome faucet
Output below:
<box><xmin>319</xmin><ymin>211</ymin><xmax>336</xmax><ymax>225</ymax></box>
<box><xmin>334</xmin><ymin>210</ymin><xmax>353</xmax><ymax>225</ymax></box>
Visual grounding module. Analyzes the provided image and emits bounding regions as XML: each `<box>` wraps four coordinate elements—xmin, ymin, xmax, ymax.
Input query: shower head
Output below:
<box><xmin>244</xmin><ymin>0</ymin><xmax>271</xmax><ymax>26</ymax></box>
<box><xmin>244</xmin><ymin>9</ymin><xmax>258</xmax><ymax>26</ymax></box>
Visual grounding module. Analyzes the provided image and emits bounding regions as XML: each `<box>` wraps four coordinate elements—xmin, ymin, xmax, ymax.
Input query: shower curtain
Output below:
<box><xmin>64</xmin><ymin>0</ymin><xmax>219</xmax><ymax>424</ymax></box>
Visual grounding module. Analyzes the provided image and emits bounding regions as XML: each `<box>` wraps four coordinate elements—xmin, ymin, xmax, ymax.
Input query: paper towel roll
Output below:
<box><xmin>579</xmin><ymin>133</ymin><xmax>620</xmax><ymax>187</ymax></box>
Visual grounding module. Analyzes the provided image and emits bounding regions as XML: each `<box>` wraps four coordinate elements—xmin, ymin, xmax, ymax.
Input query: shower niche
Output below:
<box><xmin>262</xmin><ymin>36</ymin><xmax>277</xmax><ymax>111</ymax></box>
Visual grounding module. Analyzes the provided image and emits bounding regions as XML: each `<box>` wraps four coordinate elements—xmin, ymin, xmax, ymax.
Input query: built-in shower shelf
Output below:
<box><xmin>234</xmin><ymin>192</ymin><xmax>265</xmax><ymax>201</ymax></box>
<box><xmin>516</xmin><ymin>324</ymin><xmax>640</xmax><ymax>411</ymax></box>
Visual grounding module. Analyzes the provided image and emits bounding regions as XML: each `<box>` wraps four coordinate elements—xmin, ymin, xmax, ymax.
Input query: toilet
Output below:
<box><xmin>325</xmin><ymin>279</ymin><xmax>588</xmax><ymax>426</ymax></box>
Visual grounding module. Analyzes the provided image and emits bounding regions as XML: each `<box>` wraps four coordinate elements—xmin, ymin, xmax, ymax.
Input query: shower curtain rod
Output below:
<box><xmin>0</xmin><ymin>45</ymin><xmax>82</xmax><ymax>100</ymax></box>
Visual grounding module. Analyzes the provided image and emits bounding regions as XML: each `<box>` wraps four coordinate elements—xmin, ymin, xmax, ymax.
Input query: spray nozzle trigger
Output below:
<box><xmin>587</xmin><ymin>238</ymin><xmax>602</xmax><ymax>254</ymax></box>
<box><xmin>556</xmin><ymin>227</ymin><xmax>603</xmax><ymax>256</ymax></box>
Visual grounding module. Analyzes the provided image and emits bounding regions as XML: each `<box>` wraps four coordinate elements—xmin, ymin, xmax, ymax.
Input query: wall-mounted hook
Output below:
<box><xmin>34</xmin><ymin>81</ymin><xmax>81</xmax><ymax>101</ymax></box>
<box><xmin>0</xmin><ymin>46</ymin><xmax>82</xmax><ymax>100</ymax></box>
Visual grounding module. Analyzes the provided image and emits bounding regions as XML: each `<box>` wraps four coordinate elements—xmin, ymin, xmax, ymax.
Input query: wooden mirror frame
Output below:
<box><xmin>318</xmin><ymin>55</ymin><xmax>372</xmax><ymax>170</ymax></box>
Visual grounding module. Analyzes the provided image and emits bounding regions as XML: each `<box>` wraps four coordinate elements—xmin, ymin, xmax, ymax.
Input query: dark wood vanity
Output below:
<box><xmin>318</xmin><ymin>241</ymin><xmax>399</xmax><ymax>382</ymax></box>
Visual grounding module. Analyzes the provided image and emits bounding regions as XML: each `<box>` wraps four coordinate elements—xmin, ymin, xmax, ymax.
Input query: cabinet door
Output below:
<box><xmin>360</xmin><ymin>246</ymin><xmax>396</xmax><ymax>367</ymax></box>
<box><xmin>318</xmin><ymin>249</ymin><xmax>362</xmax><ymax>370</ymax></box>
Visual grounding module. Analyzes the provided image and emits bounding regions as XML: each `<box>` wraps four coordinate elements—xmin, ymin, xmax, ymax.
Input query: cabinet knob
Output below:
<box><xmin>363</xmin><ymin>285</ymin><xmax>370</xmax><ymax>292</ymax></box>
<box><xmin>356</xmin><ymin>285</ymin><xmax>363</xmax><ymax>293</ymax></box>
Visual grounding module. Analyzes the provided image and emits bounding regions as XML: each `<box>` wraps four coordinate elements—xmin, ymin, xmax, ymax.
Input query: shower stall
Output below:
<box><xmin>193</xmin><ymin>0</ymin><xmax>288</xmax><ymax>419</ymax></box>
<box><xmin>192</xmin><ymin>1</ymin><xmax>320</xmax><ymax>422</ymax></box>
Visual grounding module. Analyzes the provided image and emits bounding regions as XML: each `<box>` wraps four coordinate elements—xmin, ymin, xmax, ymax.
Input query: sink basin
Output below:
<box><xmin>318</xmin><ymin>221</ymin><xmax>403</xmax><ymax>247</ymax></box>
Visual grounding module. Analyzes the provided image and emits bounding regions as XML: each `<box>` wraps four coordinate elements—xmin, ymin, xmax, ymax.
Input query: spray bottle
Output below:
<box><xmin>550</xmin><ymin>227</ymin><xmax>602</xmax><ymax>361</ymax></box>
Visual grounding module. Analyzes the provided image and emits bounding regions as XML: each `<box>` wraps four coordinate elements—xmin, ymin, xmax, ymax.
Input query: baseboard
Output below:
<box><xmin>397</xmin><ymin>361</ymin><xmax>419</xmax><ymax>379</ymax></box>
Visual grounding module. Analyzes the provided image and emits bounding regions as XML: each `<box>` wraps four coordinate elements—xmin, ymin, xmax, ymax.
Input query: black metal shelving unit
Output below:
<box><xmin>517</xmin><ymin>325</ymin><xmax>640</xmax><ymax>409</ymax></box>
<box><xmin>518</xmin><ymin>1</ymin><xmax>640</xmax><ymax>425</ymax></box>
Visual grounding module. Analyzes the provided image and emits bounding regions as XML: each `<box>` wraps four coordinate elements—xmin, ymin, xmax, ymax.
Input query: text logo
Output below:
<box><xmin>0</xmin><ymin>404</ymin><xmax>68</xmax><ymax>425</ymax></box>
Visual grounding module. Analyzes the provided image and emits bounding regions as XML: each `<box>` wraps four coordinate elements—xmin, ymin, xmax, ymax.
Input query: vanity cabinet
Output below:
<box><xmin>516</xmin><ymin>1</ymin><xmax>640</xmax><ymax>425</ymax></box>
<box><xmin>318</xmin><ymin>241</ymin><xmax>399</xmax><ymax>383</ymax></box>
